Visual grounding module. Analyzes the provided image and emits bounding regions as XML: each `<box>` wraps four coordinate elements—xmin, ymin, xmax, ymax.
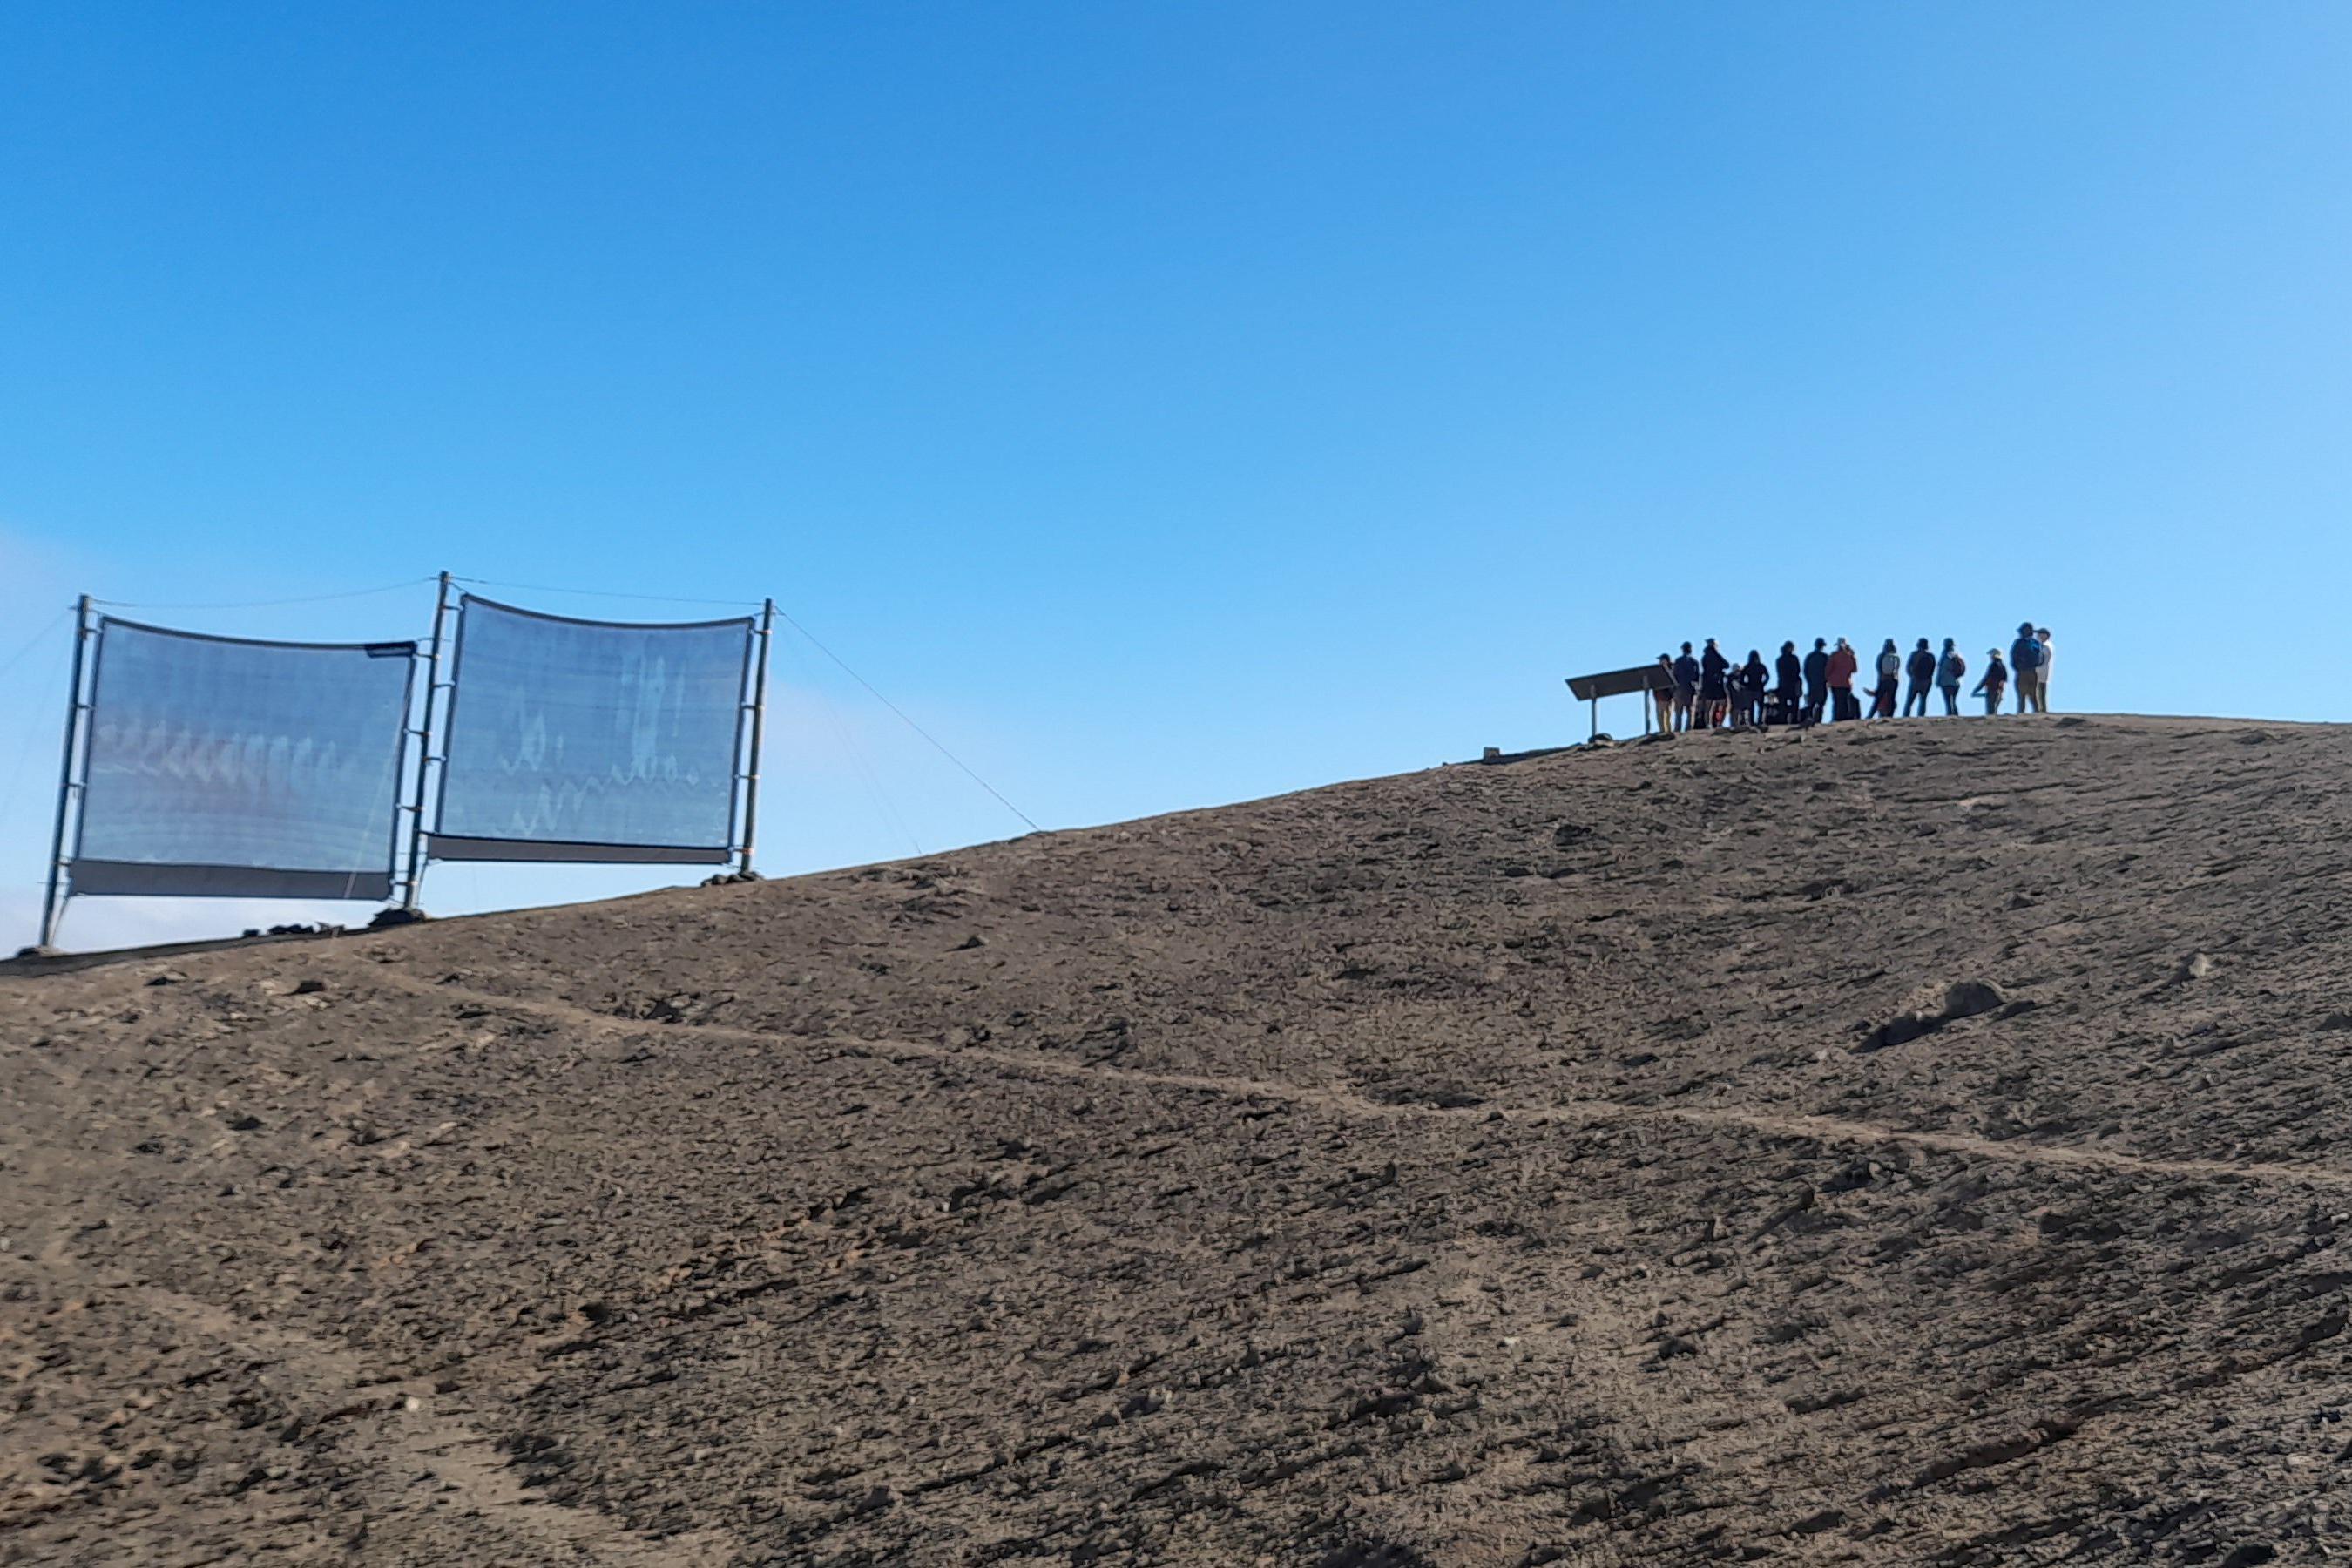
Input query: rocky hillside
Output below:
<box><xmin>5</xmin><ymin>714</ymin><xmax>2348</xmax><ymax>1565</ymax></box>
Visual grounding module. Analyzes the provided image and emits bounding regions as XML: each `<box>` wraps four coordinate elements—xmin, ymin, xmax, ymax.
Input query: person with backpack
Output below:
<box><xmin>1975</xmin><ymin>649</ymin><xmax>2007</xmax><ymax>715</ymax></box>
<box><xmin>1802</xmin><ymin>638</ymin><xmax>1830</xmax><ymax>724</ymax></box>
<box><xmin>1936</xmin><ymin>639</ymin><xmax>1967</xmax><ymax>715</ymax></box>
<box><xmin>1871</xmin><ymin>639</ymin><xmax>1903</xmax><ymax>719</ymax></box>
<box><xmin>1903</xmin><ymin>638</ymin><xmax>1937</xmax><ymax>717</ymax></box>
<box><xmin>1774</xmin><ymin>640</ymin><xmax>1803</xmax><ymax>723</ymax></box>
<box><xmin>1672</xmin><ymin>642</ymin><xmax>1700</xmax><ymax>731</ymax></box>
<box><xmin>1825</xmin><ymin>637</ymin><xmax>1860</xmax><ymax>721</ymax></box>
<box><xmin>1699</xmin><ymin>638</ymin><xmax>1732</xmax><ymax>728</ymax></box>
<box><xmin>2010</xmin><ymin>622</ymin><xmax>2045</xmax><ymax>713</ymax></box>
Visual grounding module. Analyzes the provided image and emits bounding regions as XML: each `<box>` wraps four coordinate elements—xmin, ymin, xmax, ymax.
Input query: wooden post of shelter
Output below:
<box><xmin>1565</xmin><ymin>663</ymin><xmax>1673</xmax><ymax>741</ymax></box>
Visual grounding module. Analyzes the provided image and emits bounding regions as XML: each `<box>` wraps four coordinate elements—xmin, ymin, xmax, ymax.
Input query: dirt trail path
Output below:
<box><xmin>380</xmin><ymin>969</ymin><xmax>2352</xmax><ymax>1195</ymax></box>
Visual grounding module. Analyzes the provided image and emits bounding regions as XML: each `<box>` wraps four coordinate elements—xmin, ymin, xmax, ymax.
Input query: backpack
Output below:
<box><xmin>2015</xmin><ymin>639</ymin><xmax>2044</xmax><ymax>672</ymax></box>
<box><xmin>1943</xmin><ymin>653</ymin><xmax>1966</xmax><ymax>683</ymax></box>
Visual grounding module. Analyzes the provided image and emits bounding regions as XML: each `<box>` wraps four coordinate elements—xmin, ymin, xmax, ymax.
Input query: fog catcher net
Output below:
<box><xmin>71</xmin><ymin>618</ymin><xmax>416</xmax><ymax>899</ymax></box>
<box><xmin>429</xmin><ymin>596</ymin><xmax>754</xmax><ymax>864</ymax></box>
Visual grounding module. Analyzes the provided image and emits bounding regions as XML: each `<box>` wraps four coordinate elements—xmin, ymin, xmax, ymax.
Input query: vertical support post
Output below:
<box><xmin>737</xmin><ymin>598</ymin><xmax>774</xmax><ymax>876</ymax></box>
<box><xmin>38</xmin><ymin>597</ymin><xmax>94</xmax><ymax>951</ymax></box>
<box><xmin>401</xmin><ymin>572</ymin><xmax>453</xmax><ymax>911</ymax></box>
<box><xmin>1589</xmin><ymin>695</ymin><xmax>1598</xmax><ymax>742</ymax></box>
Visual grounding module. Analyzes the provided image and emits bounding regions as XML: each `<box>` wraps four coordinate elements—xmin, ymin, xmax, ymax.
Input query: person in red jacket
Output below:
<box><xmin>1824</xmin><ymin>637</ymin><xmax>1860</xmax><ymax>721</ymax></box>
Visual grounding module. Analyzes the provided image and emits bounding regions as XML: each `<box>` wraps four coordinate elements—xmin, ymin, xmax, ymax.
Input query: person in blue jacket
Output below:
<box><xmin>1936</xmin><ymin>639</ymin><xmax>1967</xmax><ymax>715</ymax></box>
<box><xmin>1801</xmin><ymin>638</ymin><xmax>1830</xmax><ymax>724</ymax></box>
<box><xmin>1671</xmin><ymin>642</ymin><xmax>1700</xmax><ymax>731</ymax></box>
<box><xmin>2010</xmin><ymin>622</ymin><xmax>2046</xmax><ymax>713</ymax></box>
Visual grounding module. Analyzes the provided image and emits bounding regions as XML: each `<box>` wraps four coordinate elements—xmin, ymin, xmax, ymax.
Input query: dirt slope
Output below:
<box><xmin>5</xmin><ymin>714</ymin><xmax>2349</xmax><ymax>1565</ymax></box>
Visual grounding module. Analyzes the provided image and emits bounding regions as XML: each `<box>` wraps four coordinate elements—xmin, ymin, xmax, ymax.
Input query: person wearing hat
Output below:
<box><xmin>1974</xmin><ymin>648</ymin><xmax>2008</xmax><ymax>715</ymax></box>
<box><xmin>1935</xmin><ymin>639</ymin><xmax>1967</xmax><ymax>715</ymax></box>
<box><xmin>2010</xmin><ymin>622</ymin><xmax>2046</xmax><ymax>713</ymax></box>
<box><xmin>2035</xmin><ymin>628</ymin><xmax>2055</xmax><ymax>711</ymax></box>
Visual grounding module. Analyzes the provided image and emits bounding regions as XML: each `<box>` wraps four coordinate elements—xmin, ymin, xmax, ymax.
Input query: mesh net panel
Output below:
<box><xmin>73</xmin><ymin>619</ymin><xmax>416</xmax><ymax>899</ymax></box>
<box><xmin>431</xmin><ymin>597</ymin><xmax>753</xmax><ymax>861</ymax></box>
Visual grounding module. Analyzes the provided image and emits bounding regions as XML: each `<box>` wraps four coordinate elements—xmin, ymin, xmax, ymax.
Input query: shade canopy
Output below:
<box><xmin>1566</xmin><ymin>665</ymin><xmax>1673</xmax><ymax>701</ymax></box>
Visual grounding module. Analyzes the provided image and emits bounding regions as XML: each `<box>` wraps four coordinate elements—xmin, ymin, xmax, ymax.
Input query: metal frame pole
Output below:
<box><xmin>737</xmin><ymin>598</ymin><xmax>774</xmax><ymax>876</ymax></box>
<box><xmin>400</xmin><ymin>572</ymin><xmax>453</xmax><ymax>910</ymax></box>
<box><xmin>37</xmin><ymin>597</ymin><xmax>94</xmax><ymax>950</ymax></box>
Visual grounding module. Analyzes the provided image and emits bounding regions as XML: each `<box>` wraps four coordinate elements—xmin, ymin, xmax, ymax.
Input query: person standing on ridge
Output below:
<box><xmin>2036</xmin><ymin>628</ymin><xmax>2055</xmax><ymax>710</ymax></box>
<box><xmin>1871</xmin><ymin>639</ymin><xmax>1903</xmax><ymax>719</ymax></box>
<box><xmin>1652</xmin><ymin>653</ymin><xmax>1677</xmax><ymax>734</ymax></box>
<box><xmin>1775</xmin><ymin>640</ymin><xmax>1803</xmax><ymax>724</ymax></box>
<box><xmin>1672</xmin><ymin>642</ymin><xmax>1700</xmax><ymax>731</ymax></box>
<box><xmin>1738</xmin><ymin>649</ymin><xmax>1769</xmax><ymax>727</ymax></box>
<box><xmin>1903</xmin><ymin>638</ymin><xmax>1937</xmax><ymax>718</ymax></box>
<box><xmin>1936</xmin><ymin>639</ymin><xmax>1967</xmax><ymax>715</ymax></box>
<box><xmin>2010</xmin><ymin>622</ymin><xmax>2044</xmax><ymax>713</ymax></box>
<box><xmin>1975</xmin><ymin>649</ymin><xmax>2008</xmax><ymax>714</ymax></box>
<box><xmin>1802</xmin><ymin>638</ymin><xmax>1831</xmax><ymax>724</ymax></box>
<box><xmin>1826</xmin><ymin>637</ymin><xmax>1860</xmax><ymax>721</ymax></box>
<box><xmin>1700</xmin><ymin>638</ymin><xmax>1732</xmax><ymax>729</ymax></box>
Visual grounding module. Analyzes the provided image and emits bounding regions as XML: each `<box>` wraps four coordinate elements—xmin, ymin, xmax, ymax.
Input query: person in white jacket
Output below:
<box><xmin>2035</xmin><ymin>629</ymin><xmax>2055</xmax><ymax>710</ymax></box>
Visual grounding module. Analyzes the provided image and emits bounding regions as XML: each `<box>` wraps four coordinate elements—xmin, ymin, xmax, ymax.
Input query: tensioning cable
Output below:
<box><xmin>91</xmin><ymin>575</ymin><xmax>439</xmax><ymax>612</ymax></box>
<box><xmin>770</xmin><ymin>605</ymin><xmax>1043</xmax><ymax>836</ymax></box>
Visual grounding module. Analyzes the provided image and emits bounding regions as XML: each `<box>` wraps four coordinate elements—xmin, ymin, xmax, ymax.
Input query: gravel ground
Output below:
<box><xmin>3</xmin><ymin>713</ymin><xmax>2347</xmax><ymax>1565</ymax></box>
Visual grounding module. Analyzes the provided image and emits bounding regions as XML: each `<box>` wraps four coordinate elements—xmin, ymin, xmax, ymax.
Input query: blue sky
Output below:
<box><xmin>4</xmin><ymin>3</ymin><xmax>2349</xmax><ymax>950</ymax></box>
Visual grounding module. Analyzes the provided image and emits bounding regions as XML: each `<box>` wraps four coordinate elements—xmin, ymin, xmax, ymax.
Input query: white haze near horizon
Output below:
<box><xmin>0</xmin><ymin>550</ymin><xmax>1049</xmax><ymax>954</ymax></box>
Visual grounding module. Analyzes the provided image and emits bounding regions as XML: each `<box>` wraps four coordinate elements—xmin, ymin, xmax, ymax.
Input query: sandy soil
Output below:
<box><xmin>3</xmin><ymin>714</ymin><xmax>2348</xmax><ymax>1565</ymax></box>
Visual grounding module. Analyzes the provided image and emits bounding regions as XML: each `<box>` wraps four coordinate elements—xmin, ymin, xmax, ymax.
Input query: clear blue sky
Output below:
<box><xmin>4</xmin><ymin>3</ymin><xmax>2349</xmax><ymax>949</ymax></box>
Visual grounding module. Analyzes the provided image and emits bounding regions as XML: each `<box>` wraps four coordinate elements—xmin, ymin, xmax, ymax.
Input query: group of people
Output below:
<box><xmin>1654</xmin><ymin>623</ymin><xmax>2057</xmax><ymax>732</ymax></box>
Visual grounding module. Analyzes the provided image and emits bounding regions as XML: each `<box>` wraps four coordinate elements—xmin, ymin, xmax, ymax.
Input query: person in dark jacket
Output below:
<box><xmin>1672</xmin><ymin>642</ymin><xmax>1700</xmax><ymax>731</ymax></box>
<box><xmin>1801</xmin><ymin>638</ymin><xmax>1830</xmax><ymax>723</ymax></box>
<box><xmin>1903</xmin><ymin>638</ymin><xmax>1936</xmax><ymax>717</ymax></box>
<box><xmin>1870</xmin><ymin>639</ymin><xmax>1902</xmax><ymax>719</ymax></box>
<box><xmin>1775</xmin><ymin>641</ymin><xmax>1803</xmax><ymax>722</ymax></box>
<box><xmin>2009</xmin><ymin>623</ymin><xmax>2044</xmax><ymax>713</ymax></box>
<box><xmin>1738</xmin><ymin>650</ymin><xmax>1769</xmax><ymax>727</ymax></box>
<box><xmin>1974</xmin><ymin>649</ymin><xmax>2008</xmax><ymax>715</ymax></box>
<box><xmin>1699</xmin><ymin>639</ymin><xmax>1731</xmax><ymax>728</ymax></box>
<box><xmin>1936</xmin><ymin>639</ymin><xmax>1966</xmax><ymax>715</ymax></box>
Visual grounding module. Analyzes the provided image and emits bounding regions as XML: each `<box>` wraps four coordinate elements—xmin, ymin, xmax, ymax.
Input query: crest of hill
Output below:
<box><xmin>7</xmin><ymin>714</ymin><xmax>2351</xmax><ymax>1565</ymax></box>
